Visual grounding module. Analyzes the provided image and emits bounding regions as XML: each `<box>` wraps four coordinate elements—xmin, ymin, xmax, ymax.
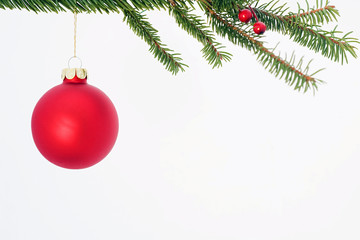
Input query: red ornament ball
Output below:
<box><xmin>31</xmin><ymin>69</ymin><xmax>119</xmax><ymax>169</ymax></box>
<box><xmin>238</xmin><ymin>9</ymin><xmax>252</xmax><ymax>23</ymax></box>
<box><xmin>253</xmin><ymin>22</ymin><xmax>267</xmax><ymax>34</ymax></box>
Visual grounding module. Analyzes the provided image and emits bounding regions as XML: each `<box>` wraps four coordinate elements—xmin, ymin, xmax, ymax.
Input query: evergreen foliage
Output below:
<box><xmin>0</xmin><ymin>0</ymin><xmax>358</xmax><ymax>92</ymax></box>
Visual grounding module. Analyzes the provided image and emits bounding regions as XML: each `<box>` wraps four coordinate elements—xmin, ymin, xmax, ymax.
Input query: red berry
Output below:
<box><xmin>238</xmin><ymin>9</ymin><xmax>252</xmax><ymax>23</ymax></box>
<box><xmin>253</xmin><ymin>22</ymin><xmax>266</xmax><ymax>34</ymax></box>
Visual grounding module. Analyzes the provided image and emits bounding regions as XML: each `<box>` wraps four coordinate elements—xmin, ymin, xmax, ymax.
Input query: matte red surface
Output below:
<box><xmin>253</xmin><ymin>22</ymin><xmax>267</xmax><ymax>34</ymax></box>
<box><xmin>238</xmin><ymin>9</ymin><xmax>253</xmax><ymax>23</ymax></box>
<box><xmin>31</xmin><ymin>76</ymin><xmax>119</xmax><ymax>169</ymax></box>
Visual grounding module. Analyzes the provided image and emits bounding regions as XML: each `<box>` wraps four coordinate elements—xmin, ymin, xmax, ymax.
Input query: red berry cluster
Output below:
<box><xmin>238</xmin><ymin>7</ymin><xmax>266</xmax><ymax>35</ymax></box>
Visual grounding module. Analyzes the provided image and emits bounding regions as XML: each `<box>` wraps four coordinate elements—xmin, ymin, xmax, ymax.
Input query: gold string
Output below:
<box><xmin>74</xmin><ymin>12</ymin><xmax>77</xmax><ymax>57</ymax></box>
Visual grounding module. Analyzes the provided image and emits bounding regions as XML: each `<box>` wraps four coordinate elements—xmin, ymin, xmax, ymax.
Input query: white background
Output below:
<box><xmin>0</xmin><ymin>1</ymin><xmax>360</xmax><ymax>239</ymax></box>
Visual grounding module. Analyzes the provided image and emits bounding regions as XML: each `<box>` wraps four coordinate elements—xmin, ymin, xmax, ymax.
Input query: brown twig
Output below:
<box><xmin>168</xmin><ymin>0</ymin><xmax>176</xmax><ymax>7</ymax></box>
<box><xmin>257</xmin><ymin>8</ymin><xmax>348</xmax><ymax>46</ymax></box>
<box><xmin>284</xmin><ymin>5</ymin><xmax>336</xmax><ymax>19</ymax></box>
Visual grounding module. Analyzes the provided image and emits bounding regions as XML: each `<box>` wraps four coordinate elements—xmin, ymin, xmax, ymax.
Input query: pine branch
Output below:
<box><xmin>0</xmin><ymin>0</ymin><xmax>359</xmax><ymax>93</ymax></box>
<box><xmin>284</xmin><ymin>4</ymin><xmax>338</xmax><ymax>24</ymax></box>
<box><xmin>199</xmin><ymin>0</ymin><xmax>321</xmax><ymax>93</ymax></box>
<box><xmin>251</xmin><ymin>3</ymin><xmax>359</xmax><ymax>63</ymax></box>
<box><xmin>122</xmin><ymin>6</ymin><xmax>188</xmax><ymax>75</ymax></box>
<box><xmin>0</xmin><ymin>0</ymin><xmax>116</xmax><ymax>13</ymax></box>
<box><xmin>169</xmin><ymin>1</ymin><xmax>232</xmax><ymax>68</ymax></box>
<box><xmin>211</xmin><ymin>0</ymin><xmax>239</xmax><ymax>11</ymax></box>
<box><xmin>126</xmin><ymin>0</ymin><xmax>167</xmax><ymax>10</ymax></box>
<box><xmin>0</xmin><ymin>0</ymin><xmax>175</xmax><ymax>13</ymax></box>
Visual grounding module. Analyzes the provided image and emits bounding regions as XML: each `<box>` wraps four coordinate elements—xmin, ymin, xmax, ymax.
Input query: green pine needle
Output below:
<box><xmin>0</xmin><ymin>0</ymin><xmax>358</xmax><ymax>92</ymax></box>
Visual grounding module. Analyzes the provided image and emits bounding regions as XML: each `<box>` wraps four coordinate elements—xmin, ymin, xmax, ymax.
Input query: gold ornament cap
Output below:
<box><xmin>61</xmin><ymin>68</ymin><xmax>88</xmax><ymax>80</ymax></box>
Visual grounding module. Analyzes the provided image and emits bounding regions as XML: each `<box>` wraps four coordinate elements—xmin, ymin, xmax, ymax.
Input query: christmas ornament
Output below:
<box><xmin>31</xmin><ymin>13</ymin><xmax>119</xmax><ymax>169</ymax></box>
<box><xmin>253</xmin><ymin>22</ymin><xmax>267</xmax><ymax>35</ymax></box>
<box><xmin>238</xmin><ymin>9</ymin><xmax>252</xmax><ymax>23</ymax></box>
<box><xmin>31</xmin><ymin>68</ymin><xmax>119</xmax><ymax>169</ymax></box>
